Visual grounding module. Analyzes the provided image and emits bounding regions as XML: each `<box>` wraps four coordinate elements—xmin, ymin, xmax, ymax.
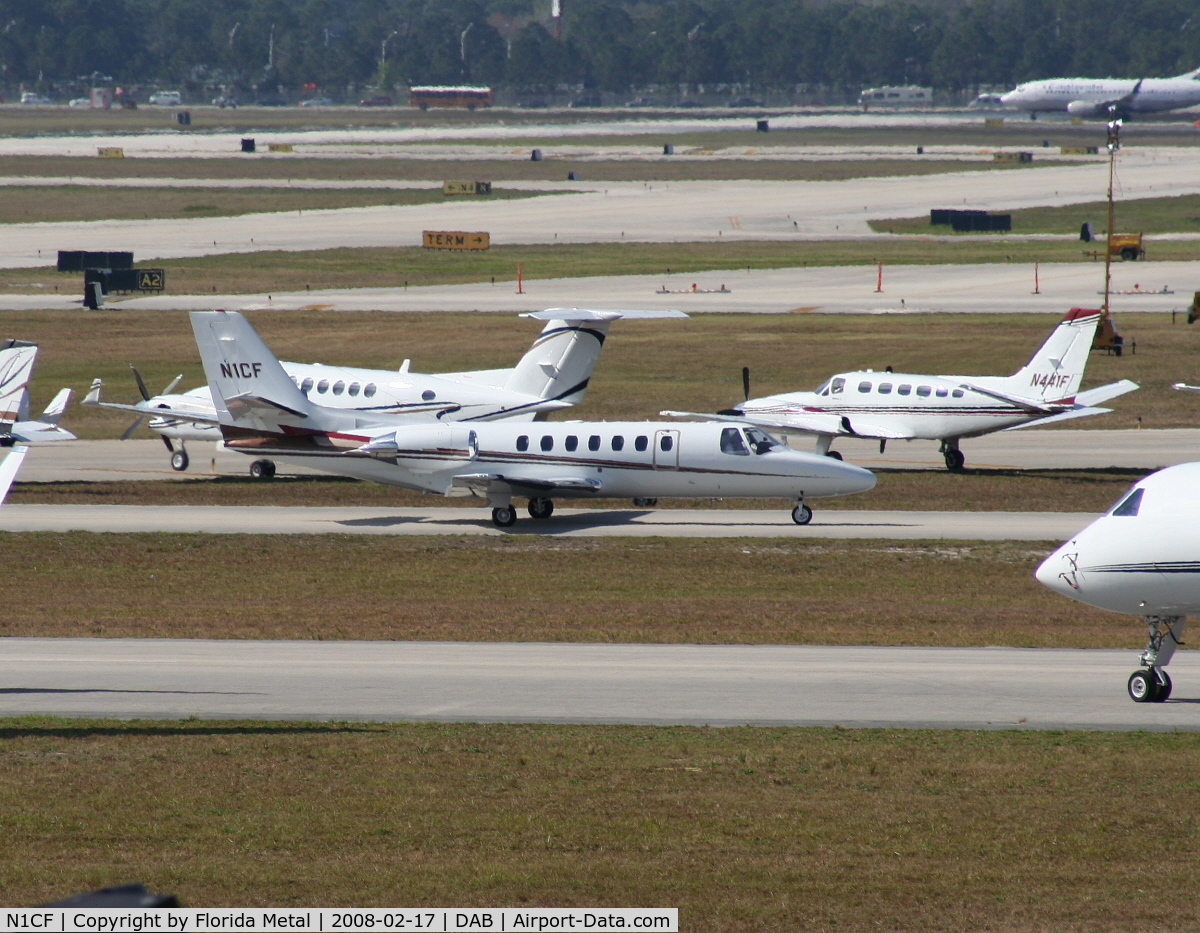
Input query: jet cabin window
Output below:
<box><xmin>935</xmin><ymin>387</ymin><xmax>948</xmax><ymax>398</ymax></box>
<box><xmin>516</xmin><ymin>435</ymin><xmax>529</xmax><ymax>452</ymax></box>
<box><xmin>721</xmin><ymin>427</ymin><xmax>749</xmax><ymax>455</ymax></box>
<box><xmin>332</xmin><ymin>380</ymin><xmax>345</xmax><ymax>396</ymax></box>
<box><xmin>1111</xmin><ymin>488</ymin><xmax>1144</xmax><ymax>517</ymax></box>
<box><xmin>660</xmin><ymin>435</ymin><xmax>674</xmax><ymax>452</ymax></box>
<box><xmin>916</xmin><ymin>385</ymin><xmax>931</xmax><ymax>397</ymax></box>
<box><xmin>858</xmin><ymin>381</ymin><xmax>873</xmax><ymax>393</ymax></box>
<box><xmin>951</xmin><ymin>389</ymin><xmax>964</xmax><ymax>398</ymax></box>
<box><xmin>316</xmin><ymin>379</ymin><xmax>329</xmax><ymax>394</ymax></box>
<box><xmin>878</xmin><ymin>383</ymin><xmax>893</xmax><ymax>394</ymax></box>
<box><xmin>541</xmin><ymin>435</ymin><xmax>554</xmax><ymax>452</ymax></box>
<box><xmin>565</xmin><ymin>435</ymin><xmax>578</xmax><ymax>452</ymax></box>
<box><xmin>897</xmin><ymin>384</ymin><xmax>912</xmax><ymax>396</ymax></box>
<box><xmin>364</xmin><ymin>384</ymin><xmax>377</xmax><ymax>398</ymax></box>
<box><xmin>348</xmin><ymin>382</ymin><xmax>361</xmax><ymax>397</ymax></box>
<box><xmin>611</xmin><ymin>436</ymin><xmax>625</xmax><ymax>452</ymax></box>
<box><xmin>635</xmin><ymin>436</ymin><xmax>648</xmax><ymax>452</ymax></box>
<box><xmin>300</xmin><ymin>377</ymin><xmax>314</xmax><ymax>394</ymax></box>
<box><xmin>588</xmin><ymin>435</ymin><xmax>601</xmax><ymax>452</ymax></box>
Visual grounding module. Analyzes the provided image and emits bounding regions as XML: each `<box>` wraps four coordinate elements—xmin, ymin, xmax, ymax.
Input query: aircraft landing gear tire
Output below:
<box><xmin>170</xmin><ymin>450</ymin><xmax>189</xmax><ymax>471</ymax></box>
<box><xmin>492</xmin><ymin>506</ymin><xmax>517</xmax><ymax>528</ymax></box>
<box><xmin>632</xmin><ymin>497</ymin><xmax>658</xmax><ymax>507</ymax></box>
<box><xmin>1155</xmin><ymin>670</ymin><xmax>1173</xmax><ymax>702</ymax></box>
<box><xmin>944</xmin><ymin>449</ymin><xmax>965</xmax><ymax>471</ymax></box>
<box><xmin>1128</xmin><ymin>669</ymin><xmax>1162</xmax><ymax>703</ymax></box>
<box><xmin>249</xmin><ymin>459</ymin><xmax>276</xmax><ymax>480</ymax></box>
<box><xmin>825</xmin><ymin>450</ymin><xmax>843</xmax><ymax>461</ymax></box>
<box><xmin>791</xmin><ymin>504</ymin><xmax>813</xmax><ymax>525</ymax></box>
<box><xmin>528</xmin><ymin>497</ymin><xmax>554</xmax><ymax>520</ymax></box>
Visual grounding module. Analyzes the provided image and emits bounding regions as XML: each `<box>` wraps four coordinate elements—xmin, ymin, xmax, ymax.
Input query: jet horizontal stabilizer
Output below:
<box><xmin>1075</xmin><ymin>379</ymin><xmax>1139</xmax><ymax>407</ymax></box>
<box><xmin>224</xmin><ymin>393</ymin><xmax>309</xmax><ymax>421</ymax></box>
<box><xmin>956</xmin><ymin>382</ymin><xmax>1058</xmax><ymax>414</ymax></box>
<box><xmin>1004</xmin><ymin>406</ymin><xmax>1113</xmax><ymax>430</ymax></box>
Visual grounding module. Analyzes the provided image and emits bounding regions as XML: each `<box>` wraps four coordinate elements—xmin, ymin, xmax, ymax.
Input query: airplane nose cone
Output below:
<box><xmin>1035</xmin><ymin>546</ymin><xmax>1076</xmax><ymax>596</ymax></box>
<box><xmin>818</xmin><ymin>458</ymin><xmax>876</xmax><ymax>496</ymax></box>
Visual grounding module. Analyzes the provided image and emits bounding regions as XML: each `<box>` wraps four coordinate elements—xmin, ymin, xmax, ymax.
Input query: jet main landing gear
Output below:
<box><xmin>249</xmin><ymin>459</ymin><xmax>276</xmax><ymax>479</ymax></box>
<box><xmin>170</xmin><ymin>449</ymin><xmax>189</xmax><ymax>471</ymax></box>
<box><xmin>1128</xmin><ymin>615</ymin><xmax>1186</xmax><ymax>703</ymax></box>
<box><xmin>528</xmin><ymin>497</ymin><xmax>554</xmax><ymax>520</ymax></box>
<box><xmin>491</xmin><ymin>505</ymin><xmax>517</xmax><ymax>528</ymax></box>
<box><xmin>940</xmin><ymin>439</ymin><xmax>965</xmax><ymax>471</ymax></box>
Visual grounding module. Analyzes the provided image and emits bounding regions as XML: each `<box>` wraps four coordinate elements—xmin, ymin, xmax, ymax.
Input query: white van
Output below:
<box><xmin>148</xmin><ymin>90</ymin><xmax>182</xmax><ymax>106</ymax></box>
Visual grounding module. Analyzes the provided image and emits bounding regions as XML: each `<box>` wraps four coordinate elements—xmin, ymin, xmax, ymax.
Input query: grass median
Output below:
<box><xmin>2</xmin><ymin>718</ymin><xmax>1199</xmax><ymax>929</ymax></box>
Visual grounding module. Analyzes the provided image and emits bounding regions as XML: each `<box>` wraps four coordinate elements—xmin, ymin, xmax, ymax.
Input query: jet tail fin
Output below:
<box><xmin>39</xmin><ymin>388</ymin><xmax>72</xmax><ymax>425</ymax></box>
<box><xmin>996</xmin><ymin>308</ymin><xmax>1102</xmax><ymax>404</ymax></box>
<box><xmin>505</xmin><ymin>308</ymin><xmax>686</xmax><ymax>405</ymax></box>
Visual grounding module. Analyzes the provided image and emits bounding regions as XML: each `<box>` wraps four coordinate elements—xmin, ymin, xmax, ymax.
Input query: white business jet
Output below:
<box><xmin>83</xmin><ymin>309</ymin><xmax>682</xmax><ymax>477</ymax></box>
<box><xmin>668</xmin><ymin>308</ymin><xmax>1136</xmax><ymax>470</ymax></box>
<box><xmin>0</xmin><ymin>339</ymin><xmax>76</xmax><ymax>504</ymax></box>
<box><xmin>1000</xmin><ymin>68</ymin><xmax>1200</xmax><ymax>117</ymax></box>
<box><xmin>1036</xmin><ymin>464</ymin><xmax>1200</xmax><ymax>703</ymax></box>
<box><xmin>189</xmin><ymin>310</ymin><xmax>876</xmax><ymax>528</ymax></box>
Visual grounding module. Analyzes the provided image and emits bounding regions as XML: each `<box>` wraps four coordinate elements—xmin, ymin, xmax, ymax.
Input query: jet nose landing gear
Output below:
<box><xmin>1129</xmin><ymin>616</ymin><xmax>1186</xmax><ymax>703</ymax></box>
<box><xmin>1128</xmin><ymin>668</ymin><xmax>1172</xmax><ymax>703</ymax></box>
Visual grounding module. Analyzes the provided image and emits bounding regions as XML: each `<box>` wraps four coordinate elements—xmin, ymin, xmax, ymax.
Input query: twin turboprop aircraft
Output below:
<box><xmin>669</xmin><ymin>308</ymin><xmax>1136</xmax><ymax>470</ymax></box>
<box><xmin>84</xmin><ymin>309</ymin><xmax>683</xmax><ymax>476</ymax></box>
<box><xmin>189</xmin><ymin>310</ymin><xmax>876</xmax><ymax>527</ymax></box>
<box><xmin>0</xmin><ymin>339</ymin><xmax>75</xmax><ymax>504</ymax></box>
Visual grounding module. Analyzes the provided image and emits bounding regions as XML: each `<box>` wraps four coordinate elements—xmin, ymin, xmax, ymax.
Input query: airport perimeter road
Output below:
<box><xmin>0</xmin><ymin>503</ymin><xmax>1091</xmax><ymax>539</ymax></box>
<box><xmin>1</xmin><ymin>638</ymin><xmax>1196</xmax><ymax>731</ymax></box>
<box><xmin>17</xmin><ymin>431</ymin><xmax>1200</xmax><ymax>483</ymax></box>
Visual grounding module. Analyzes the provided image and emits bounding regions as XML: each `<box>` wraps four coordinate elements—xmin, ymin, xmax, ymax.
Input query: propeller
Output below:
<box><xmin>742</xmin><ymin>366</ymin><xmax>751</xmax><ymax>401</ymax></box>
<box><xmin>119</xmin><ymin>367</ymin><xmax>184</xmax><ymax>440</ymax></box>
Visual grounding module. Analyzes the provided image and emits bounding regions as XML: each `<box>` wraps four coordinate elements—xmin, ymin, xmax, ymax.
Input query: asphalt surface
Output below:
<box><xmin>1</xmin><ymin>638</ymin><xmax>1193</xmax><ymax>730</ymax></box>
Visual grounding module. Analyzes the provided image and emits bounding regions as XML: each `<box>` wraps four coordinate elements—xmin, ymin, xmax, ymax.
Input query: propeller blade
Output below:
<box><xmin>130</xmin><ymin>365</ymin><xmax>151</xmax><ymax>401</ymax></box>
<box><xmin>119</xmin><ymin>416</ymin><xmax>146</xmax><ymax>441</ymax></box>
<box><xmin>742</xmin><ymin>366</ymin><xmax>751</xmax><ymax>402</ymax></box>
<box><xmin>162</xmin><ymin>374</ymin><xmax>183</xmax><ymax>395</ymax></box>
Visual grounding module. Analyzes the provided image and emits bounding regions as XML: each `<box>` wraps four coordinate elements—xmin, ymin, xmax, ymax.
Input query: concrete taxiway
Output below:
<box><xmin>1</xmin><ymin>638</ymin><xmax>1194</xmax><ymax>731</ymax></box>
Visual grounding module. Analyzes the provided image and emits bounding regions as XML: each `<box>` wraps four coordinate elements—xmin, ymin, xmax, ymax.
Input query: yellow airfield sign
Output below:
<box><xmin>423</xmin><ymin>231</ymin><xmax>490</xmax><ymax>250</ymax></box>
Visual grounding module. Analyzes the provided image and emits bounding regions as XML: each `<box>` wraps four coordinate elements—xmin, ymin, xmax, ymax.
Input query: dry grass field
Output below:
<box><xmin>0</xmin><ymin>534</ymin><xmax>1128</xmax><ymax>647</ymax></box>
<box><xmin>0</xmin><ymin>310</ymin><xmax>1186</xmax><ymax>439</ymax></box>
<box><xmin>3</xmin><ymin>718</ymin><xmax>1199</xmax><ymax>930</ymax></box>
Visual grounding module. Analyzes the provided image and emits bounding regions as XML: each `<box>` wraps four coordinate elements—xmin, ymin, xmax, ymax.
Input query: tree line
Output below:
<box><xmin>3</xmin><ymin>0</ymin><xmax>1200</xmax><ymax>101</ymax></box>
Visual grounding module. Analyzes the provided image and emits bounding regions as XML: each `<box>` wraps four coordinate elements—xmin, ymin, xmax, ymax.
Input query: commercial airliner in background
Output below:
<box><xmin>84</xmin><ymin>308</ymin><xmax>683</xmax><ymax>477</ymax></box>
<box><xmin>0</xmin><ymin>339</ymin><xmax>75</xmax><ymax>504</ymax></box>
<box><xmin>1000</xmin><ymin>68</ymin><xmax>1200</xmax><ymax>117</ymax></box>
<box><xmin>1037</xmin><ymin>464</ymin><xmax>1200</xmax><ymax>703</ymax></box>
<box><xmin>666</xmin><ymin>308</ymin><xmax>1136</xmax><ymax>470</ymax></box>
<box><xmin>188</xmin><ymin>310</ymin><xmax>876</xmax><ymax>528</ymax></box>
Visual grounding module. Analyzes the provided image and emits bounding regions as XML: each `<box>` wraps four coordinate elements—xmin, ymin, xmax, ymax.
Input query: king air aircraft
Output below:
<box><xmin>1037</xmin><ymin>464</ymin><xmax>1200</xmax><ymax>704</ymax></box>
<box><xmin>0</xmin><ymin>339</ymin><xmax>75</xmax><ymax>503</ymax></box>
<box><xmin>668</xmin><ymin>308</ymin><xmax>1136</xmax><ymax>470</ymax></box>
<box><xmin>1000</xmin><ymin>68</ymin><xmax>1200</xmax><ymax>117</ymax></box>
<box><xmin>190</xmin><ymin>310</ymin><xmax>876</xmax><ymax>528</ymax></box>
<box><xmin>84</xmin><ymin>309</ymin><xmax>679</xmax><ymax>477</ymax></box>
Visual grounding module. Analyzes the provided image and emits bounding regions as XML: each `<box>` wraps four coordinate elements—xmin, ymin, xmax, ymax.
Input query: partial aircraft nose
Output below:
<box><xmin>1035</xmin><ymin>544</ymin><xmax>1080</xmax><ymax>599</ymax></box>
<box><xmin>998</xmin><ymin>87</ymin><xmax>1024</xmax><ymax>105</ymax></box>
<box><xmin>795</xmin><ymin>451</ymin><xmax>876</xmax><ymax>497</ymax></box>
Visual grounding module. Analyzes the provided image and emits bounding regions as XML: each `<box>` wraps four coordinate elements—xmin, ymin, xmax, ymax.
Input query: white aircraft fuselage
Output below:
<box><xmin>1000</xmin><ymin>71</ymin><xmax>1200</xmax><ymax>115</ymax></box>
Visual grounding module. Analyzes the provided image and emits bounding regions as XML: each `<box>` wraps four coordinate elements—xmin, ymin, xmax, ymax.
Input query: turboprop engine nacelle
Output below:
<box><xmin>1066</xmin><ymin>99</ymin><xmax>1106</xmax><ymax>117</ymax></box>
<box><xmin>356</xmin><ymin>423</ymin><xmax>478</xmax><ymax>461</ymax></box>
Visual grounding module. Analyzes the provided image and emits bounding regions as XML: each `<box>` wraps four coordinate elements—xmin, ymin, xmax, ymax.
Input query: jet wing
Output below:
<box><xmin>1076</xmin><ymin>379</ymin><xmax>1138</xmax><ymax>406</ymax></box>
<box><xmin>659</xmin><ymin>409</ymin><xmax>914</xmax><ymax>439</ymax></box>
<box><xmin>450</xmin><ymin>472</ymin><xmax>602</xmax><ymax>499</ymax></box>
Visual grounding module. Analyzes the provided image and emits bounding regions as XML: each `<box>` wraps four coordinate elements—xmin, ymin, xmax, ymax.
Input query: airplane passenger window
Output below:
<box><xmin>720</xmin><ymin>427</ymin><xmax>749</xmax><ymax>455</ymax></box>
<box><xmin>332</xmin><ymin>380</ymin><xmax>345</xmax><ymax>395</ymax></box>
<box><xmin>364</xmin><ymin>384</ymin><xmax>376</xmax><ymax>397</ymax></box>
<box><xmin>348</xmin><ymin>383</ymin><xmax>360</xmax><ymax>396</ymax></box>
<box><xmin>541</xmin><ymin>435</ymin><xmax>554</xmax><ymax>451</ymax></box>
<box><xmin>565</xmin><ymin>435</ymin><xmax>578</xmax><ymax>452</ymax></box>
<box><xmin>422</xmin><ymin>390</ymin><xmax>436</xmax><ymax>401</ymax></box>
<box><xmin>858</xmin><ymin>382</ymin><xmax>873</xmax><ymax>393</ymax></box>
<box><xmin>951</xmin><ymin>389</ymin><xmax>964</xmax><ymax>398</ymax></box>
<box><xmin>635</xmin><ymin>436</ymin><xmax>648</xmax><ymax>452</ymax></box>
<box><xmin>300</xmin><ymin>377</ymin><xmax>314</xmax><ymax>394</ymax></box>
<box><xmin>897</xmin><ymin>385</ymin><xmax>911</xmax><ymax>396</ymax></box>
<box><xmin>878</xmin><ymin>383</ymin><xmax>893</xmax><ymax>394</ymax></box>
<box><xmin>611</xmin><ymin>436</ymin><xmax>625</xmax><ymax>451</ymax></box>
<box><xmin>516</xmin><ymin>435</ymin><xmax>529</xmax><ymax>452</ymax></box>
<box><xmin>660</xmin><ymin>435</ymin><xmax>674</xmax><ymax>452</ymax></box>
<box><xmin>316</xmin><ymin>380</ymin><xmax>329</xmax><ymax>393</ymax></box>
<box><xmin>916</xmin><ymin>385</ymin><xmax>931</xmax><ymax>397</ymax></box>
<box><xmin>935</xmin><ymin>387</ymin><xmax>948</xmax><ymax>397</ymax></box>
<box><xmin>1112</xmin><ymin>488</ymin><xmax>1144</xmax><ymax>517</ymax></box>
<box><xmin>830</xmin><ymin>378</ymin><xmax>845</xmax><ymax>394</ymax></box>
<box><xmin>588</xmin><ymin>435</ymin><xmax>601</xmax><ymax>451</ymax></box>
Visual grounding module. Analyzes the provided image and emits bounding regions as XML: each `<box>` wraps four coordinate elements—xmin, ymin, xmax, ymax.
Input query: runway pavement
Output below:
<box><xmin>1</xmin><ymin>638</ymin><xmax>1194</xmax><ymax>731</ymax></box>
<box><xmin>0</xmin><ymin>502</ymin><xmax>1094</xmax><ymax>539</ymax></box>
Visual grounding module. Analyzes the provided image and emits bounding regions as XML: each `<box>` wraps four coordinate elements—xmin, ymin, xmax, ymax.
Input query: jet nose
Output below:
<box><xmin>816</xmin><ymin>457</ymin><xmax>876</xmax><ymax>496</ymax></box>
<box><xmin>1035</xmin><ymin>545</ymin><xmax>1077</xmax><ymax>596</ymax></box>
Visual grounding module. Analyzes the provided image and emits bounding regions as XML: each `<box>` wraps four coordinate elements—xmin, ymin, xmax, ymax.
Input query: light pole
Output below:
<box><xmin>379</xmin><ymin>30</ymin><xmax>399</xmax><ymax>87</ymax></box>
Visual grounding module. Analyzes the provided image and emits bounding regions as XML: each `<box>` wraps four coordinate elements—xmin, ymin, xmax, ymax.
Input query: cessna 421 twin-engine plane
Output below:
<box><xmin>668</xmin><ymin>308</ymin><xmax>1136</xmax><ymax>470</ymax></box>
<box><xmin>188</xmin><ymin>310</ymin><xmax>876</xmax><ymax>528</ymax></box>
<box><xmin>0</xmin><ymin>339</ymin><xmax>75</xmax><ymax>504</ymax></box>
<box><xmin>84</xmin><ymin>308</ymin><xmax>682</xmax><ymax>477</ymax></box>
<box><xmin>1037</xmin><ymin>464</ymin><xmax>1200</xmax><ymax>703</ymax></box>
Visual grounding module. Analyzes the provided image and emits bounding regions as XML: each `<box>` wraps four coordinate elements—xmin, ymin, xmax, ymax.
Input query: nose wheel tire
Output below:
<box><xmin>1128</xmin><ymin>668</ymin><xmax>1171</xmax><ymax>703</ymax></box>
<box><xmin>791</xmin><ymin>504</ymin><xmax>813</xmax><ymax>525</ymax></box>
<box><xmin>170</xmin><ymin>450</ymin><xmax>189</xmax><ymax>471</ymax></box>
<box><xmin>528</xmin><ymin>498</ymin><xmax>554</xmax><ymax>520</ymax></box>
<box><xmin>492</xmin><ymin>506</ymin><xmax>517</xmax><ymax>528</ymax></box>
<box><xmin>944</xmin><ymin>449</ymin><xmax>965</xmax><ymax>471</ymax></box>
<box><xmin>249</xmin><ymin>459</ymin><xmax>276</xmax><ymax>480</ymax></box>
<box><xmin>825</xmin><ymin>450</ymin><xmax>843</xmax><ymax>461</ymax></box>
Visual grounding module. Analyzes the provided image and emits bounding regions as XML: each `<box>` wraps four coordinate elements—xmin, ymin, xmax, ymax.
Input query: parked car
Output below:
<box><xmin>359</xmin><ymin>96</ymin><xmax>393</xmax><ymax>106</ymax></box>
<box><xmin>148</xmin><ymin>90</ymin><xmax>183</xmax><ymax>106</ymax></box>
<box><xmin>20</xmin><ymin>92</ymin><xmax>52</xmax><ymax>105</ymax></box>
<box><xmin>212</xmin><ymin>95</ymin><xmax>239</xmax><ymax>108</ymax></box>
<box><xmin>68</xmin><ymin>97</ymin><xmax>91</xmax><ymax>108</ymax></box>
<box><xmin>298</xmin><ymin>97</ymin><xmax>334</xmax><ymax>107</ymax></box>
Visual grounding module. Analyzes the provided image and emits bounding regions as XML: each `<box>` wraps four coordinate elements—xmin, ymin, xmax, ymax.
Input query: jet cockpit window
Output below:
<box><xmin>540</xmin><ymin>435</ymin><xmax>554</xmax><ymax>451</ymax></box>
<box><xmin>721</xmin><ymin>427</ymin><xmax>749</xmax><ymax>455</ymax></box>
<box><xmin>830</xmin><ymin>378</ymin><xmax>845</xmax><ymax>395</ymax></box>
<box><xmin>897</xmin><ymin>385</ymin><xmax>911</xmax><ymax>396</ymax></box>
<box><xmin>878</xmin><ymin>383</ymin><xmax>892</xmax><ymax>394</ymax></box>
<box><xmin>348</xmin><ymin>382</ymin><xmax>361</xmax><ymax>397</ymax></box>
<box><xmin>916</xmin><ymin>385</ymin><xmax>931</xmax><ymax>397</ymax></box>
<box><xmin>332</xmin><ymin>380</ymin><xmax>345</xmax><ymax>395</ymax></box>
<box><xmin>588</xmin><ymin>435</ymin><xmax>601</xmax><ymax>451</ymax></box>
<box><xmin>858</xmin><ymin>381</ymin><xmax>873</xmax><ymax>393</ymax></box>
<box><xmin>1111</xmin><ymin>488</ymin><xmax>1144</xmax><ymax>517</ymax></box>
<box><xmin>316</xmin><ymin>379</ymin><xmax>329</xmax><ymax>394</ymax></box>
<box><xmin>744</xmin><ymin>426</ymin><xmax>778</xmax><ymax>454</ymax></box>
<box><xmin>635</xmin><ymin>436</ymin><xmax>648</xmax><ymax>452</ymax></box>
<box><xmin>364</xmin><ymin>384</ymin><xmax>377</xmax><ymax>398</ymax></box>
<box><xmin>300</xmin><ymin>377</ymin><xmax>314</xmax><ymax>394</ymax></box>
<box><xmin>935</xmin><ymin>387</ymin><xmax>948</xmax><ymax>397</ymax></box>
<box><xmin>516</xmin><ymin>435</ymin><xmax>529</xmax><ymax>452</ymax></box>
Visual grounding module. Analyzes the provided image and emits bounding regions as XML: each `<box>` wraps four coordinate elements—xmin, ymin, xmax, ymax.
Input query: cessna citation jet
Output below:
<box><xmin>189</xmin><ymin>310</ymin><xmax>876</xmax><ymax>528</ymax></box>
<box><xmin>1000</xmin><ymin>68</ymin><xmax>1200</xmax><ymax>118</ymax></box>
<box><xmin>0</xmin><ymin>339</ymin><xmax>75</xmax><ymax>504</ymax></box>
<box><xmin>84</xmin><ymin>308</ymin><xmax>682</xmax><ymax>477</ymax></box>
<box><xmin>668</xmin><ymin>308</ymin><xmax>1136</xmax><ymax>470</ymax></box>
<box><xmin>1037</xmin><ymin>464</ymin><xmax>1200</xmax><ymax>703</ymax></box>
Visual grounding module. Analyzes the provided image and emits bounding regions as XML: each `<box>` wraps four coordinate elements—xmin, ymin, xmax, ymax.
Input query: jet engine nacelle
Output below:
<box><xmin>1066</xmin><ymin>99</ymin><xmax>1106</xmax><ymax>117</ymax></box>
<box><xmin>358</xmin><ymin>424</ymin><xmax>478</xmax><ymax>461</ymax></box>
